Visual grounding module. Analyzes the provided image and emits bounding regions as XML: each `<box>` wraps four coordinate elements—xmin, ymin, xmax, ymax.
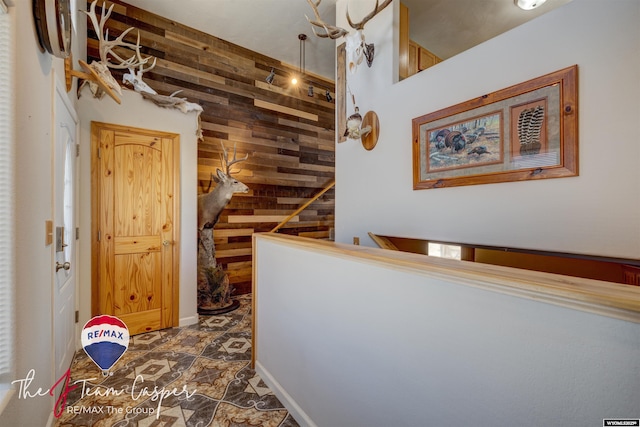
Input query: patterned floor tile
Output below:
<box><xmin>53</xmin><ymin>296</ymin><xmax>298</xmax><ymax>427</ymax></box>
<box><xmin>211</xmin><ymin>402</ymin><xmax>290</xmax><ymax>427</ymax></box>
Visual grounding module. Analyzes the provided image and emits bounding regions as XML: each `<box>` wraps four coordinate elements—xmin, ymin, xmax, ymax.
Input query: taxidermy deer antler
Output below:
<box><xmin>305</xmin><ymin>0</ymin><xmax>350</xmax><ymax>39</ymax></box>
<box><xmin>81</xmin><ymin>1</ymin><xmax>204</xmax><ymax>138</ymax></box>
<box><xmin>80</xmin><ymin>0</ymin><xmax>155</xmax><ymax>99</ymax></box>
<box><xmin>121</xmin><ymin>33</ymin><xmax>158</xmax><ymax>95</ymax></box>
<box><xmin>305</xmin><ymin>0</ymin><xmax>392</xmax><ymax>73</ymax></box>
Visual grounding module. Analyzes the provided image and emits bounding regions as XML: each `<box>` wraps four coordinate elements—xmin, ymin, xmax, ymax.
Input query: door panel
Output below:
<box><xmin>92</xmin><ymin>123</ymin><xmax>179</xmax><ymax>335</ymax></box>
<box><xmin>114</xmin><ymin>251</ymin><xmax>162</xmax><ymax>315</ymax></box>
<box><xmin>53</xmin><ymin>82</ymin><xmax>78</xmax><ymax>383</ymax></box>
<box><xmin>114</xmin><ymin>142</ymin><xmax>160</xmax><ymax>237</ymax></box>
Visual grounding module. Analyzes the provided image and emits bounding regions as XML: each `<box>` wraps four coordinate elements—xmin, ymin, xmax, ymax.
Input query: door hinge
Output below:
<box><xmin>76</xmin><ymin>227</ymin><xmax>80</xmax><ymax>240</ymax></box>
<box><xmin>76</xmin><ymin>144</ymin><xmax>80</xmax><ymax>157</ymax></box>
<box><xmin>97</xmin><ymin>230</ymin><xmax>101</xmax><ymax>241</ymax></box>
<box><xmin>75</xmin><ymin>310</ymin><xmax>79</xmax><ymax>324</ymax></box>
<box><xmin>97</xmin><ymin>147</ymin><xmax>102</xmax><ymax>159</ymax></box>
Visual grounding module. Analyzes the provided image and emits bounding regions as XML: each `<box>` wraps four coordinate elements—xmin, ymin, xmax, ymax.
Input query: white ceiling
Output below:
<box><xmin>122</xmin><ymin>0</ymin><xmax>571</xmax><ymax>80</ymax></box>
<box><xmin>123</xmin><ymin>0</ymin><xmax>339</xmax><ymax>79</ymax></box>
<box><xmin>402</xmin><ymin>0</ymin><xmax>572</xmax><ymax>61</ymax></box>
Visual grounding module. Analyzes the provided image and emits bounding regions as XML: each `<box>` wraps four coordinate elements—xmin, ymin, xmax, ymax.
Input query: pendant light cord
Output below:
<box><xmin>298</xmin><ymin>34</ymin><xmax>307</xmax><ymax>77</ymax></box>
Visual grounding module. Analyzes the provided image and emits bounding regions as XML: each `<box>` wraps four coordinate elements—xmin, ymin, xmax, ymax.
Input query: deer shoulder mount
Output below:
<box><xmin>197</xmin><ymin>143</ymin><xmax>249</xmax><ymax>230</ymax></box>
<box><xmin>305</xmin><ymin>0</ymin><xmax>392</xmax><ymax>74</ymax></box>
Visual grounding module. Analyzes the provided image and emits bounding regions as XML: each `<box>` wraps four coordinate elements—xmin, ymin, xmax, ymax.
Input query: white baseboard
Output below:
<box><xmin>255</xmin><ymin>361</ymin><xmax>317</xmax><ymax>427</ymax></box>
<box><xmin>179</xmin><ymin>315</ymin><xmax>199</xmax><ymax>328</ymax></box>
<box><xmin>0</xmin><ymin>389</ymin><xmax>14</xmax><ymax>417</ymax></box>
<box><xmin>45</xmin><ymin>409</ymin><xmax>54</xmax><ymax>427</ymax></box>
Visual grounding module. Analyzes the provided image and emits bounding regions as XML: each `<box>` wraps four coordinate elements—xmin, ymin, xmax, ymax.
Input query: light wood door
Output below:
<box><xmin>92</xmin><ymin>122</ymin><xmax>180</xmax><ymax>335</ymax></box>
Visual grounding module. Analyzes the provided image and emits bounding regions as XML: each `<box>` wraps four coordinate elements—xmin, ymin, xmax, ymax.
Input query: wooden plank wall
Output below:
<box><xmin>86</xmin><ymin>1</ymin><xmax>336</xmax><ymax>294</ymax></box>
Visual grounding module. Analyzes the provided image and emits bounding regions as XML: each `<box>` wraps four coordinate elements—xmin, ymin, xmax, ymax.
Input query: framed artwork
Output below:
<box><xmin>412</xmin><ymin>65</ymin><xmax>578</xmax><ymax>189</ymax></box>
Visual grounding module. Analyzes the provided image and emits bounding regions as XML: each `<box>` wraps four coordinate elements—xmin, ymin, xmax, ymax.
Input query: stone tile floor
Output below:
<box><xmin>54</xmin><ymin>295</ymin><xmax>299</xmax><ymax>427</ymax></box>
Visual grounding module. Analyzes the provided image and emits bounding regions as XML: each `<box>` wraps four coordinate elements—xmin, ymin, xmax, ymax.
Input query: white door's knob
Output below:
<box><xmin>56</xmin><ymin>261</ymin><xmax>71</xmax><ymax>272</ymax></box>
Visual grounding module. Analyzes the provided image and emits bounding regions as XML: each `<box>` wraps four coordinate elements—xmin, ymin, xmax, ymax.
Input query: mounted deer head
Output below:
<box><xmin>305</xmin><ymin>0</ymin><xmax>392</xmax><ymax>74</ymax></box>
<box><xmin>197</xmin><ymin>143</ymin><xmax>249</xmax><ymax>230</ymax></box>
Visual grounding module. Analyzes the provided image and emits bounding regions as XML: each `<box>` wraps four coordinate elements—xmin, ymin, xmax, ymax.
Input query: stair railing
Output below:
<box><xmin>270</xmin><ymin>179</ymin><xmax>335</xmax><ymax>233</ymax></box>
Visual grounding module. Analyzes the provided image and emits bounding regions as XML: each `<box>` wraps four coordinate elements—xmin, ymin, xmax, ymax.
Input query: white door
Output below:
<box><xmin>53</xmin><ymin>80</ymin><xmax>78</xmax><ymax>382</ymax></box>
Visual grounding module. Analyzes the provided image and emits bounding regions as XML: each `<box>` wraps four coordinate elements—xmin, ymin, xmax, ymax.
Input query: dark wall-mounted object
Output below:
<box><xmin>33</xmin><ymin>0</ymin><xmax>72</xmax><ymax>58</ymax></box>
<box><xmin>361</xmin><ymin>111</ymin><xmax>379</xmax><ymax>151</ymax></box>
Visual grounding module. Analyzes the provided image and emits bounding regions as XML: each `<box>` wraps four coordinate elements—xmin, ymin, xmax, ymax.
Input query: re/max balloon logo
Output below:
<box><xmin>86</xmin><ymin>329</ymin><xmax>126</xmax><ymax>339</ymax></box>
<box><xmin>81</xmin><ymin>315</ymin><xmax>130</xmax><ymax>375</ymax></box>
<box><xmin>11</xmin><ymin>314</ymin><xmax>196</xmax><ymax>421</ymax></box>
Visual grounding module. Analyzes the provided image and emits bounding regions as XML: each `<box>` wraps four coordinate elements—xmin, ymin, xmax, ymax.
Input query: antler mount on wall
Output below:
<box><xmin>305</xmin><ymin>0</ymin><xmax>392</xmax><ymax>74</ymax></box>
<box><xmin>64</xmin><ymin>54</ymin><xmax>121</xmax><ymax>104</ymax></box>
<box><xmin>64</xmin><ymin>1</ymin><xmax>156</xmax><ymax>104</ymax></box>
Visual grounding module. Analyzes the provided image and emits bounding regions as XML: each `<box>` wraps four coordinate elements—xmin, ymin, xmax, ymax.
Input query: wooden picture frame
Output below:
<box><xmin>412</xmin><ymin>65</ymin><xmax>578</xmax><ymax>189</ymax></box>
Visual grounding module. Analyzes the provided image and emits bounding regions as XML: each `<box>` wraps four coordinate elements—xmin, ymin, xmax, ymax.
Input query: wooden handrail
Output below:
<box><xmin>270</xmin><ymin>179</ymin><xmax>335</xmax><ymax>233</ymax></box>
<box><xmin>255</xmin><ymin>233</ymin><xmax>640</xmax><ymax>323</ymax></box>
<box><xmin>368</xmin><ymin>232</ymin><xmax>399</xmax><ymax>250</ymax></box>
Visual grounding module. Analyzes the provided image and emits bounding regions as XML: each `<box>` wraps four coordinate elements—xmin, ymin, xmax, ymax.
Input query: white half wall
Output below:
<box><xmin>334</xmin><ymin>0</ymin><xmax>640</xmax><ymax>260</ymax></box>
<box><xmin>254</xmin><ymin>235</ymin><xmax>640</xmax><ymax>427</ymax></box>
<box><xmin>77</xmin><ymin>88</ymin><xmax>200</xmax><ymax>329</ymax></box>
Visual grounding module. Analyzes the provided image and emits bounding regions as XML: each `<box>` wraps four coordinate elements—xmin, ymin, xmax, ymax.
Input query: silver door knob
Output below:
<box><xmin>163</xmin><ymin>240</ymin><xmax>171</xmax><ymax>246</ymax></box>
<box><xmin>56</xmin><ymin>261</ymin><xmax>71</xmax><ymax>272</ymax></box>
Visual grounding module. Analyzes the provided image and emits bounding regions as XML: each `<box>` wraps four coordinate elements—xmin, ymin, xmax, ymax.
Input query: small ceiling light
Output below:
<box><xmin>266</xmin><ymin>68</ymin><xmax>275</xmax><ymax>85</ymax></box>
<box><xmin>515</xmin><ymin>0</ymin><xmax>547</xmax><ymax>10</ymax></box>
<box><xmin>292</xmin><ymin>33</ymin><xmax>307</xmax><ymax>85</ymax></box>
<box><xmin>325</xmin><ymin>90</ymin><xmax>333</xmax><ymax>103</ymax></box>
<box><xmin>308</xmin><ymin>85</ymin><xmax>314</xmax><ymax>97</ymax></box>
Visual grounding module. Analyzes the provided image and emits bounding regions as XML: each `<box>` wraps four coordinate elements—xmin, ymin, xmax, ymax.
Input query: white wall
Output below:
<box><xmin>335</xmin><ymin>0</ymin><xmax>640</xmax><ymax>260</ymax></box>
<box><xmin>254</xmin><ymin>235</ymin><xmax>640</xmax><ymax>427</ymax></box>
<box><xmin>0</xmin><ymin>2</ymin><xmax>86</xmax><ymax>426</ymax></box>
<box><xmin>1</xmin><ymin>3</ymin><xmax>198</xmax><ymax>425</ymax></box>
<box><xmin>77</xmin><ymin>89</ymin><xmax>200</xmax><ymax>329</ymax></box>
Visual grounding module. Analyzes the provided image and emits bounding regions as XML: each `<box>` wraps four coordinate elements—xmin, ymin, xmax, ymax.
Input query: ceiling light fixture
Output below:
<box><xmin>308</xmin><ymin>85</ymin><xmax>314</xmax><ymax>97</ymax></box>
<box><xmin>266</xmin><ymin>68</ymin><xmax>275</xmax><ymax>85</ymax></box>
<box><xmin>292</xmin><ymin>33</ymin><xmax>307</xmax><ymax>85</ymax></box>
<box><xmin>515</xmin><ymin>0</ymin><xmax>547</xmax><ymax>10</ymax></box>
